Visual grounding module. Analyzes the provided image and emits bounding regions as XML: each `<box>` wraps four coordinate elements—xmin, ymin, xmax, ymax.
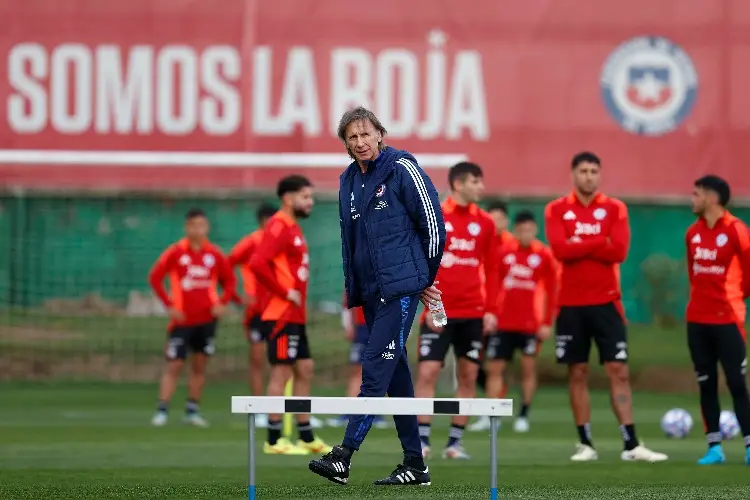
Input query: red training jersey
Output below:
<box><xmin>686</xmin><ymin>211</ymin><xmax>750</xmax><ymax>334</ymax></box>
<box><xmin>425</xmin><ymin>197</ymin><xmax>499</xmax><ymax>322</ymax></box>
<box><xmin>496</xmin><ymin>239</ymin><xmax>558</xmax><ymax>334</ymax></box>
<box><xmin>341</xmin><ymin>290</ymin><xmax>366</xmax><ymax>326</ymax></box>
<box><xmin>148</xmin><ymin>238</ymin><xmax>236</xmax><ymax>328</ymax></box>
<box><xmin>494</xmin><ymin>230</ymin><xmax>516</xmax><ymax>315</ymax></box>
<box><xmin>249</xmin><ymin>211</ymin><xmax>309</xmax><ymax>326</ymax></box>
<box><xmin>544</xmin><ymin>192</ymin><xmax>629</xmax><ymax>307</ymax></box>
<box><xmin>229</xmin><ymin>229</ymin><xmax>271</xmax><ymax>325</ymax></box>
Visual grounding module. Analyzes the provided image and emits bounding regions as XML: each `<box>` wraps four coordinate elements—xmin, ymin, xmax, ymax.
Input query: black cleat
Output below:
<box><xmin>373</xmin><ymin>464</ymin><xmax>431</xmax><ymax>486</ymax></box>
<box><xmin>308</xmin><ymin>445</ymin><xmax>351</xmax><ymax>485</ymax></box>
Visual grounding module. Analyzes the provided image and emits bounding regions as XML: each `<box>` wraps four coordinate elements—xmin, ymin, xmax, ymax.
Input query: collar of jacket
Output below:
<box><xmin>341</xmin><ymin>146</ymin><xmax>398</xmax><ymax>183</ymax></box>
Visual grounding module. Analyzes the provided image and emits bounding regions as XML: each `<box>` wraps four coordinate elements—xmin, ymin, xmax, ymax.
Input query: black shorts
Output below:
<box><xmin>166</xmin><ymin>321</ymin><xmax>217</xmax><ymax>361</ymax></box>
<box><xmin>418</xmin><ymin>318</ymin><xmax>483</xmax><ymax>365</ymax></box>
<box><xmin>554</xmin><ymin>303</ymin><xmax>627</xmax><ymax>365</ymax></box>
<box><xmin>262</xmin><ymin>321</ymin><xmax>311</xmax><ymax>365</ymax></box>
<box><xmin>246</xmin><ymin>316</ymin><xmax>266</xmax><ymax>344</ymax></box>
<box><xmin>687</xmin><ymin>322</ymin><xmax>747</xmax><ymax>377</ymax></box>
<box><xmin>485</xmin><ymin>331</ymin><xmax>540</xmax><ymax>362</ymax></box>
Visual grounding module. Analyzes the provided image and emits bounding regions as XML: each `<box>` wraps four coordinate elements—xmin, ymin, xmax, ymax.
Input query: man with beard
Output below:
<box><xmin>685</xmin><ymin>175</ymin><xmax>750</xmax><ymax>465</ymax></box>
<box><xmin>544</xmin><ymin>152</ymin><xmax>667</xmax><ymax>463</ymax></box>
<box><xmin>249</xmin><ymin>175</ymin><xmax>332</xmax><ymax>456</ymax></box>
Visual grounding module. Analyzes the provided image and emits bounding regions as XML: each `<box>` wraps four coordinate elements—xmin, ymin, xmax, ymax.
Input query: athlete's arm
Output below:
<box><xmin>733</xmin><ymin>222</ymin><xmax>750</xmax><ymax>298</ymax></box>
<box><xmin>590</xmin><ymin>201</ymin><xmax>630</xmax><ymax>263</ymax></box>
<box><xmin>541</xmin><ymin>251</ymin><xmax>558</xmax><ymax>326</ymax></box>
<box><xmin>482</xmin><ymin>218</ymin><xmax>501</xmax><ymax>315</ymax></box>
<box><xmin>685</xmin><ymin>229</ymin><xmax>695</xmax><ymax>285</ymax></box>
<box><xmin>544</xmin><ymin>203</ymin><xmax>606</xmax><ymax>261</ymax></box>
<box><xmin>148</xmin><ymin>245</ymin><xmax>177</xmax><ymax>307</ymax></box>
<box><xmin>215</xmin><ymin>251</ymin><xmax>237</xmax><ymax>304</ymax></box>
<box><xmin>249</xmin><ymin>220</ymin><xmax>292</xmax><ymax>298</ymax></box>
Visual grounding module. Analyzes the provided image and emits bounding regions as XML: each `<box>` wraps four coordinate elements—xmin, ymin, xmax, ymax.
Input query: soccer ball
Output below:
<box><xmin>661</xmin><ymin>408</ymin><xmax>693</xmax><ymax>439</ymax></box>
<box><xmin>719</xmin><ymin>410</ymin><xmax>740</xmax><ymax>440</ymax></box>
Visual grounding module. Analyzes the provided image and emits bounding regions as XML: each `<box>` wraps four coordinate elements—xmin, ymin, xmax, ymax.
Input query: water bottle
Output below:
<box><xmin>428</xmin><ymin>299</ymin><xmax>448</xmax><ymax>327</ymax></box>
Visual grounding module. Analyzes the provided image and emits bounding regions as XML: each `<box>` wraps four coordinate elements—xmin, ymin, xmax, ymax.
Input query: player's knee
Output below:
<box><xmin>456</xmin><ymin>361</ymin><xmax>479</xmax><ymax>386</ymax></box>
<box><xmin>486</xmin><ymin>361</ymin><xmax>505</xmax><ymax>377</ymax></box>
<box><xmin>293</xmin><ymin>359</ymin><xmax>314</xmax><ymax>380</ymax></box>
<box><xmin>166</xmin><ymin>359</ymin><xmax>184</xmax><ymax>375</ymax></box>
<box><xmin>568</xmin><ymin>364</ymin><xmax>588</xmax><ymax>384</ymax></box>
<box><xmin>604</xmin><ymin>362</ymin><xmax>629</xmax><ymax>384</ymax></box>
<box><xmin>520</xmin><ymin>358</ymin><xmax>536</xmax><ymax>378</ymax></box>
<box><xmin>417</xmin><ymin>362</ymin><xmax>440</xmax><ymax>385</ymax></box>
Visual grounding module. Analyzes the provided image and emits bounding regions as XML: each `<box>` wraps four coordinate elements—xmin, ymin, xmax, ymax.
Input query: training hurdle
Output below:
<box><xmin>231</xmin><ymin>396</ymin><xmax>514</xmax><ymax>500</ymax></box>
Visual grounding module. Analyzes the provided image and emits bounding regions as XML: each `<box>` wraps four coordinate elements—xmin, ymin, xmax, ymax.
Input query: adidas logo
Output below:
<box><xmin>382</xmin><ymin>341</ymin><xmax>395</xmax><ymax>360</ymax></box>
<box><xmin>691</xmin><ymin>234</ymin><xmax>701</xmax><ymax>244</ymax></box>
<box><xmin>395</xmin><ymin>467</ymin><xmax>428</xmax><ymax>484</ymax></box>
<box><xmin>563</xmin><ymin>210</ymin><xmax>576</xmax><ymax>221</ymax></box>
<box><xmin>615</xmin><ymin>350</ymin><xmax>627</xmax><ymax>360</ymax></box>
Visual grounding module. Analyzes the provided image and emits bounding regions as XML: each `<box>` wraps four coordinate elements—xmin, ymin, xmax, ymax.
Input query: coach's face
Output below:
<box><xmin>345</xmin><ymin>119</ymin><xmax>382</xmax><ymax>163</ymax></box>
<box><xmin>290</xmin><ymin>186</ymin><xmax>315</xmax><ymax>219</ymax></box>
<box><xmin>185</xmin><ymin>215</ymin><xmax>209</xmax><ymax>242</ymax></box>
<box><xmin>572</xmin><ymin>162</ymin><xmax>600</xmax><ymax>196</ymax></box>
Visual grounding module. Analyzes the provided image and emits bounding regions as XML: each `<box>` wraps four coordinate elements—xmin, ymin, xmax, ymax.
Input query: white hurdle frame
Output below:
<box><xmin>231</xmin><ymin>396</ymin><xmax>513</xmax><ymax>500</ymax></box>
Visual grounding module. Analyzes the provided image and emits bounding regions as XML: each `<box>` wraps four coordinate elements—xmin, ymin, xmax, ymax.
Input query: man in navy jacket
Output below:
<box><xmin>309</xmin><ymin>106</ymin><xmax>446</xmax><ymax>486</ymax></box>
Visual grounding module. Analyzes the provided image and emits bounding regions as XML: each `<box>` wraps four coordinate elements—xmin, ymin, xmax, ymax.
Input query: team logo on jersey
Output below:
<box><xmin>202</xmin><ymin>254</ymin><xmax>215</xmax><ymax>268</ymax></box>
<box><xmin>179</xmin><ymin>254</ymin><xmax>191</xmax><ymax>266</ymax></box>
<box><xmin>593</xmin><ymin>208</ymin><xmax>607</xmax><ymax>221</ymax></box>
<box><xmin>375</xmin><ymin>184</ymin><xmax>386</xmax><ymax>197</ymax></box>
<box><xmin>716</xmin><ymin>233</ymin><xmax>728</xmax><ymax>247</ymax></box>
<box><xmin>600</xmin><ymin>36</ymin><xmax>698</xmax><ymax>136</ymax></box>
<box><xmin>527</xmin><ymin>254</ymin><xmax>541</xmax><ymax>268</ymax></box>
<box><xmin>467</xmin><ymin>222</ymin><xmax>481</xmax><ymax>236</ymax></box>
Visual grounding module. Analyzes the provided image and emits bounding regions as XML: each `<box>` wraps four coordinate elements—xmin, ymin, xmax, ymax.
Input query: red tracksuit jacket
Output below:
<box><xmin>544</xmin><ymin>192</ymin><xmax>629</xmax><ymax>307</ymax></box>
<box><xmin>686</xmin><ymin>211</ymin><xmax>750</xmax><ymax>334</ymax></box>
<box><xmin>148</xmin><ymin>238</ymin><xmax>236</xmax><ymax>329</ymax></box>
<box><xmin>497</xmin><ymin>239</ymin><xmax>558</xmax><ymax>334</ymax></box>
<box><xmin>228</xmin><ymin>229</ymin><xmax>270</xmax><ymax>326</ymax></box>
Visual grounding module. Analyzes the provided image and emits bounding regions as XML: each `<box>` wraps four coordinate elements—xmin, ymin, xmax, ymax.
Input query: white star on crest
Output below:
<box><xmin>632</xmin><ymin>72</ymin><xmax>665</xmax><ymax>102</ymax></box>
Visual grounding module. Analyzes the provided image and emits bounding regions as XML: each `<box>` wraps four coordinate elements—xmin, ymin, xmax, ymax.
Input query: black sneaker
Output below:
<box><xmin>373</xmin><ymin>464</ymin><xmax>431</xmax><ymax>486</ymax></box>
<box><xmin>308</xmin><ymin>445</ymin><xmax>351</xmax><ymax>485</ymax></box>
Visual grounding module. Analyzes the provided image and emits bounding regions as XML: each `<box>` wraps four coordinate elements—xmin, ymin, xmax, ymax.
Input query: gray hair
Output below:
<box><xmin>336</xmin><ymin>106</ymin><xmax>388</xmax><ymax>160</ymax></box>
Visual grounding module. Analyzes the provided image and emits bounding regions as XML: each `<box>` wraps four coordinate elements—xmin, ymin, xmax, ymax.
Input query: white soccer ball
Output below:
<box><xmin>660</xmin><ymin>408</ymin><xmax>693</xmax><ymax>439</ymax></box>
<box><xmin>719</xmin><ymin>410</ymin><xmax>740</xmax><ymax>440</ymax></box>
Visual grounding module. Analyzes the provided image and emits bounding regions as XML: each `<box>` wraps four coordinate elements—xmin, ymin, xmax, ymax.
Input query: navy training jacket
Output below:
<box><xmin>339</xmin><ymin>146</ymin><xmax>446</xmax><ymax>308</ymax></box>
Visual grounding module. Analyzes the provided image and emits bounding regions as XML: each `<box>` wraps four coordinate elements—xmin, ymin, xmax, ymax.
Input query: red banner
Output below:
<box><xmin>1</xmin><ymin>0</ymin><xmax>749</xmax><ymax>197</ymax></box>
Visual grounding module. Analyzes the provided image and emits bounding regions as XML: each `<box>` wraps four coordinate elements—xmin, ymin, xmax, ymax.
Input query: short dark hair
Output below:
<box><xmin>256</xmin><ymin>202</ymin><xmax>277</xmax><ymax>223</ymax></box>
<box><xmin>486</xmin><ymin>200</ymin><xmax>508</xmax><ymax>215</ymax></box>
<box><xmin>277</xmin><ymin>175</ymin><xmax>312</xmax><ymax>198</ymax></box>
<box><xmin>572</xmin><ymin>151</ymin><xmax>601</xmax><ymax>169</ymax></box>
<box><xmin>448</xmin><ymin>162</ymin><xmax>483</xmax><ymax>190</ymax></box>
<box><xmin>514</xmin><ymin>210</ymin><xmax>536</xmax><ymax>225</ymax></box>
<box><xmin>695</xmin><ymin>175</ymin><xmax>731</xmax><ymax>206</ymax></box>
<box><xmin>336</xmin><ymin>106</ymin><xmax>388</xmax><ymax>160</ymax></box>
<box><xmin>185</xmin><ymin>208</ymin><xmax>206</xmax><ymax>220</ymax></box>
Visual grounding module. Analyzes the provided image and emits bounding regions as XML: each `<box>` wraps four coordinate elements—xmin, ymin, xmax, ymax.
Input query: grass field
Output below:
<box><xmin>1</xmin><ymin>383</ymin><xmax>748</xmax><ymax>500</ymax></box>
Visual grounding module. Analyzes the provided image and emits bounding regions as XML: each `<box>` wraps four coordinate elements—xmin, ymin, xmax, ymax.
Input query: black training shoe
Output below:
<box><xmin>373</xmin><ymin>464</ymin><xmax>431</xmax><ymax>486</ymax></box>
<box><xmin>308</xmin><ymin>445</ymin><xmax>351</xmax><ymax>485</ymax></box>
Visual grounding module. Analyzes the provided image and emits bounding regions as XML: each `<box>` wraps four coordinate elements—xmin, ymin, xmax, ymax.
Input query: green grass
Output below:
<box><xmin>0</xmin><ymin>308</ymin><xmax>713</xmax><ymax>369</ymax></box>
<box><xmin>1</xmin><ymin>383</ymin><xmax>748</xmax><ymax>499</ymax></box>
